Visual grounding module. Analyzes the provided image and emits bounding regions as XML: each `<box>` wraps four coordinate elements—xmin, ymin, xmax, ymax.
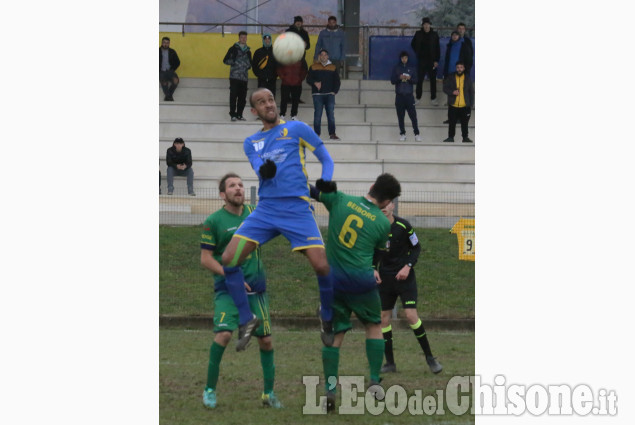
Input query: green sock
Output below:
<box><xmin>260</xmin><ymin>348</ymin><xmax>275</xmax><ymax>394</ymax></box>
<box><xmin>322</xmin><ymin>346</ymin><xmax>340</xmax><ymax>393</ymax></box>
<box><xmin>366</xmin><ymin>338</ymin><xmax>385</xmax><ymax>382</ymax></box>
<box><xmin>206</xmin><ymin>341</ymin><xmax>226</xmax><ymax>390</ymax></box>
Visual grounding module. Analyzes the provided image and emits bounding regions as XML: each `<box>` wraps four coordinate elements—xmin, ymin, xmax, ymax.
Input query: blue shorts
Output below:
<box><xmin>234</xmin><ymin>197</ymin><xmax>324</xmax><ymax>251</ymax></box>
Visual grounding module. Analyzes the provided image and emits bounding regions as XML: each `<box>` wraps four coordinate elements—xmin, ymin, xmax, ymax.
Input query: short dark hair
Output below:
<box><xmin>294</xmin><ymin>16</ymin><xmax>303</xmax><ymax>23</ymax></box>
<box><xmin>238</xmin><ymin>31</ymin><xmax>248</xmax><ymax>36</ymax></box>
<box><xmin>455</xmin><ymin>61</ymin><xmax>465</xmax><ymax>67</ymax></box>
<box><xmin>328</xmin><ymin>16</ymin><xmax>337</xmax><ymax>21</ymax></box>
<box><xmin>173</xmin><ymin>137</ymin><xmax>184</xmax><ymax>145</ymax></box>
<box><xmin>457</xmin><ymin>22</ymin><xmax>466</xmax><ymax>28</ymax></box>
<box><xmin>249</xmin><ymin>87</ymin><xmax>272</xmax><ymax>107</ymax></box>
<box><xmin>369</xmin><ymin>173</ymin><xmax>401</xmax><ymax>203</ymax></box>
<box><xmin>219</xmin><ymin>172</ymin><xmax>241</xmax><ymax>193</ymax></box>
<box><xmin>162</xmin><ymin>37</ymin><xmax>170</xmax><ymax>42</ymax></box>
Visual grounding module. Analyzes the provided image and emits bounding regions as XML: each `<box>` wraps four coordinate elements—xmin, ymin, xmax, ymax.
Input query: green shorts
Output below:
<box><xmin>213</xmin><ymin>291</ymin><xmax>272</xmax><ymax>337</ymax></box>
<box><xmin>332</xmin><ymin>288</ymin><xmax>382</xmax><ymax>334</ymax></box>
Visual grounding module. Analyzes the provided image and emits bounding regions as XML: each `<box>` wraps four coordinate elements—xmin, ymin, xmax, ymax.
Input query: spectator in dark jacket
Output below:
<box><xmin>252</xmin><ymin>34</ymin><xmax>278</xmax><ymax>99</ymax></box>
<box><xmin>277</xmin><ymin>59</ymin><xmax>307</xmax><ymax>120</ymax></box>
<box><xmin>286</xmin><ymin>16</ymin><xmax>310</xmax><ymax>103</ymax></box>
<box><xmin>443</xmin><ymin>31</ymin><xmax>471</xmax><ymax>78</ymax></box>
<box><xmin>166</xmin><ymin>137</ymin><xmax>195</xmax><ymax>196</ymax></box>
<box><xmin>443</xmin><ymin>62</ymin><xmax>474</xmax><ymax>144</ymax></box>
<box><xmin>159</xmin><ymin>37</ymin><xmax>180</xmax><ymax>101</ymax></box>
<box><xmin>390</xmin><ymin>51</ymin><xmax>421</xmax><ymax>142</ymax></box>
<box><xmin>223</xmin><ymin>31</ymin><xmax>251</xmax><ymax>121</ymax></box>
<box><xmin>456</xmin><ymin>23</ymin><xmax>474</xmax><ymax>75</ymax></box>
<box><xmin>410</xmin><ymin>17</ymin><xmax>440</xmax><ymax>105</ymax></box>
<box><xmin>306</xmin><ymin>49</ymin><xmax>341</xmax><ymax>140</ymax></box>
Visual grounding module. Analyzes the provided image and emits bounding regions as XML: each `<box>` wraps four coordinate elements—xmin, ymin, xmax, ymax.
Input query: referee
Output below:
<box><xmin>374</xmin><ymin>201</ymin><xmax>442</xmax><ymax>374</ymax></box>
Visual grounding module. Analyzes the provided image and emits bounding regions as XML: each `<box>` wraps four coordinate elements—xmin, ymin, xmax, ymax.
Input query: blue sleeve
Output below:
<box><xmin>244</xmin><ymin>138</ymin><xmax>265</xmax><ymax>178</ymax></box>
<box><xmin>313</xmin><ymin>144</ymin><xmax>334</xmax><ymax>181</ymax></box>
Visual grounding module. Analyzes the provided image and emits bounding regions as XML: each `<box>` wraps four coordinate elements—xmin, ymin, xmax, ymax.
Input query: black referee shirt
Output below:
<box><xmin>375</xmin><ymin>215</ymin><xmax>421</xmax><ymax>274</ymax></box>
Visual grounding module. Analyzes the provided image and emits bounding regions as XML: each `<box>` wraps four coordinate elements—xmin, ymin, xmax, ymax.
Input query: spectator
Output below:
<box><xmin>223</xmin><ymin>31</ymin><xmax>251</xmax><ymax>121</ymax></box>
<box><xmin>251</xmin><ymin>34</ymin><xmax>278</xmax><ymax>99</ymax></box>
<box><xmin>456</xmin><ymin>22</ymin><xmax>474</xmax><ymax>75</ymax></box>
<box><xmin>315</xmin><ymin>16</ymin><xmax>346</xmax><ymax>78</ymax></box>
<box><xmin>277</xmin><ymin>59</ymin><xmax>307</xmax><ymax>121</ymax></box>
<box><xmin>410</xmin><ymin>17</ymin><xmax>440</xmax><ymax>105</ymax></box>
<box><xmin>159</xmin><ymin>37</ymin><xmax>180</xmax><ymax>102</ymax></box>
<box><xmin>166</xmin><ymin>137</ymin><xmax>195</xmax><ymax>196</ymax></box>
<box><xmin>390</xmin><ymin>51</ymin><xmax>421</xmax><ymax>142</ymax></box>
<box><xmin>443</xmin><ymin>62</ymin><xmax>474</xmax><ymax>143</ymax></box>
<box><xmin>307</xmin><ymin>49</ymin><xmax>341</xmax><ymax>140</ymax></box>
<box><xmin>286</xmin><ymin>16</ymin><xmax>310</xmax><ymax>51</ymax></box>
<box><xmin>443</xmin><ymin>31</ymin><xmax>470</xmax><ymax>79</ymax></box>
<box><xmin>286</xmin><ymin>16</ymin><xmax>310</xmax><ymax>104</ymax></box>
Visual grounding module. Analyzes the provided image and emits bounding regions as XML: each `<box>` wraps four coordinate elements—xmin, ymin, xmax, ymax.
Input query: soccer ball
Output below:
<box><xmin>273</xmin><ymin>32</ymin><xmax>305</xmax><ymax>65</ymax></box>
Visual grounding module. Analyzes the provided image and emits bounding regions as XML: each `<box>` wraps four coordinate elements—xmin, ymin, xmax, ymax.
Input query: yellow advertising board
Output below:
<box><xmin>450</xmin><ymin>218</ymin><xmax>475</xmax><ymax>261</ymax></box>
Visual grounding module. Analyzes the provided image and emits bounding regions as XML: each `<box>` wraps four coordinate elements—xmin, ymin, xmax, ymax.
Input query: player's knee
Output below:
<box><xmin>214</xmin><ymin>331</ymin><xmax>232</xmax><ymax>346</ymax></box>
<box><xmin>405</xmin><ymin>309</ymin><xmax>419</xmax><ymax>324</ymax></box>
<box><xmin>258</xmin><ymin>336</ymin><xmax>273</xmax><ymax>351</ymax></box>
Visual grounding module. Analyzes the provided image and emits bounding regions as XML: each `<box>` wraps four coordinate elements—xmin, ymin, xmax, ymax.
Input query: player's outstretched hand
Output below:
<box><xmin>259</xmin><ymin>159</ymin><xmax>277</xmax><ymax>179</ymax></box>
<box><xmin>316</xmin><ymin>179</ymin><xmax>337</xmax><ymax>193</ymax></box>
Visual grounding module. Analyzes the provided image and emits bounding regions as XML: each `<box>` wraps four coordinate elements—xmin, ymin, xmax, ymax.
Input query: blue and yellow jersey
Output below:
<box><xmin>243</xmin><ymin>119</ymin><xmax>334</xmax><ymax>201</ymax></box>
<box><xmin>200</xmin><ymin>204</ymin><xmax>266</xmax><ymax>293</ymax></box>
<box><xmin>318</xmin><ymin>191</ymin><xmax>391</xmax><ymax>293</ymax></box>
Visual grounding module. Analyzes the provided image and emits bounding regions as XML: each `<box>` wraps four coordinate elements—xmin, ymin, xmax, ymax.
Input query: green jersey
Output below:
<box><xmin>200</xmin><ymin>204</ymin><xmax>266</xmax><ymax>293</ymax></box>
<box><xmin>318</xmin><ymin>191</ymin><xmax>390</xmax><ymax>293</ymax></box>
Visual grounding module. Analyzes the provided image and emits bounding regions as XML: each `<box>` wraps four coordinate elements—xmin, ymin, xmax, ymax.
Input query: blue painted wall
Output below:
<box><xmin>369</xmin><ymin>36</ymin><xmax>475</xmax><ymax>81</ymax></box>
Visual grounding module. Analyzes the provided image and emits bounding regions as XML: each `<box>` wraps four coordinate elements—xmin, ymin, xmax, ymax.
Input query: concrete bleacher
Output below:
<box><xmin>159</xmin><ymin>77</ymin><xmax>474</xmax><ymax>226</ymax></box>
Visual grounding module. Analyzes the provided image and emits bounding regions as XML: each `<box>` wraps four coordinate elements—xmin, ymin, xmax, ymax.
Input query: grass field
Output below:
<box><xmin>159</xmin><ymin>225</ymin><xmax>474</xmax><ymax>319</ymax></box>
<box><xmin>160</xmin><ymin>328</ymin><xmax>475</xmax><ymax>424</ymax></box>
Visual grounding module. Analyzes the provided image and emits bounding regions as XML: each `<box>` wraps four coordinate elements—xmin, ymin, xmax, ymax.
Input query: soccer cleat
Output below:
<box><xmin>443</xmin><ymin>137</ymin><xmax>454</xmax><ymax>143</ymax></box>
<box><xmin>203</xmin><ymin>388</ymin><xmax>217</xmax><ymax>408</ymax></box>
<box><xmin>317</xmin><ymin>306</ymin><xmax>334</xmax><ymax>346</ymax></box>
<box><xmin>415</xmin><ymin>135</ymin><xmax>422</xmax><ymax>142</ymax></box>
<box><xmin>380</xmin><ymin>363</ymin><xmax>397</xmax><ymax>373</ymax></box>
<box><xmin>426</xmin><ymin>356</ymin><xmax>443</xmax><ymax>374</ymax></box>
<box><xmin>367</xmin><ymin>378</ymin><xmax>384</xmax><ymax>400</ymax></box>
<box><xmin>462</xmin><ymin>137</ymin><xmax>473</xmax><ymax>143</ymax></box>
<box><xmin>399</xmin><ymin>134</ymin><xmax>407</xmax><ymax>141</ymax></box>
<box><xmin>262</xmin><ymin>391</ymin><xmax>283</xmax><ymax>408</ymax></box>
<box><xmin>324</xmin><ymin>391</ymin><xmax>336</xmax><ymax>413</ymax></box>
<box><xmin>431</xmin><ymin>98</ymin><xmax>439</xmax><ymax>106</ymax></box>
<box><xmin>236</xmin><ymin>314</ymin><xmax>260</xmax><ymax>352</ymax></box>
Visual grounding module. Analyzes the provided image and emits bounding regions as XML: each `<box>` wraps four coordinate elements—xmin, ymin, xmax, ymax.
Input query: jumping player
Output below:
<box><xmin>200</xmin><ymin>173</ymin><xmax>282</xmax><ymax>409</ymax></box>
<box><xmin>375</xmin><ymin>200</ymin><xmax>442</xmax><ymax>374</ymax></box>
<box><xmin>311</xmin><ymin>173</ymin><xmax>402</xmax><ymax>412</ymax></box>
<box><xmin>220</xmin><ymin>88</ymin><xmax>337</xmax><ymax>351</ymax></box>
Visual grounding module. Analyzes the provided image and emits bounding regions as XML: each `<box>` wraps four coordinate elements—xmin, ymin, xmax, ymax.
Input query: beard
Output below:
<box><xmin>456</xmin><ymin>71</ymin><xmax>464</xmax><ymax>76</ymax></box>
<box><xmin>226</xmin><ymin>196</ymin><xmax>244</xmax><ymax>208</ymax></box>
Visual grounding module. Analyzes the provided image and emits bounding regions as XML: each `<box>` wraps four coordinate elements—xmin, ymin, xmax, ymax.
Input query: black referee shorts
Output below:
<box><xmin>378</xmin><ymin>272</ymin><xmax>418</xmax><ymax>311</ymax></box>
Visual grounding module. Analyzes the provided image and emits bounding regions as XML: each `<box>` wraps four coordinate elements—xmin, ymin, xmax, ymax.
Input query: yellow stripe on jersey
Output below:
<box><xmin>299</xmin><ymin>137</ymin><xmax>317</xmax><ymax>152</ymax></box>
<box><xmin>395</xmin><ymin>221</ymin><xmax>407</xmax><ymax>229</ymax></box>
<box><xmin>292</xmin><ymin>244</ymin><xmax>325</xmax><ymax>252</ymax></box>
<box><xmin>298</xmin><ymin>138</ymin><xmax>311</xmax><ymax>182</ymax></box>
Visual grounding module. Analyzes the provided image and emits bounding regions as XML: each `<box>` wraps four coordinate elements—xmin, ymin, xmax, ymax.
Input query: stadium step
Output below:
<box><xmin>159</xmin><ymin>156</ymin><xmax>474</xmax><ymax>183</ymax></box>
<box><xmin>160</xmin><ymin>102</ymin><xmax>475</xmax><ymax>125</ymax></box>
<box><xmin>158</xmin><ymin>138</ymin><xmax>475</xmax><ymax>162</ymax></box>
